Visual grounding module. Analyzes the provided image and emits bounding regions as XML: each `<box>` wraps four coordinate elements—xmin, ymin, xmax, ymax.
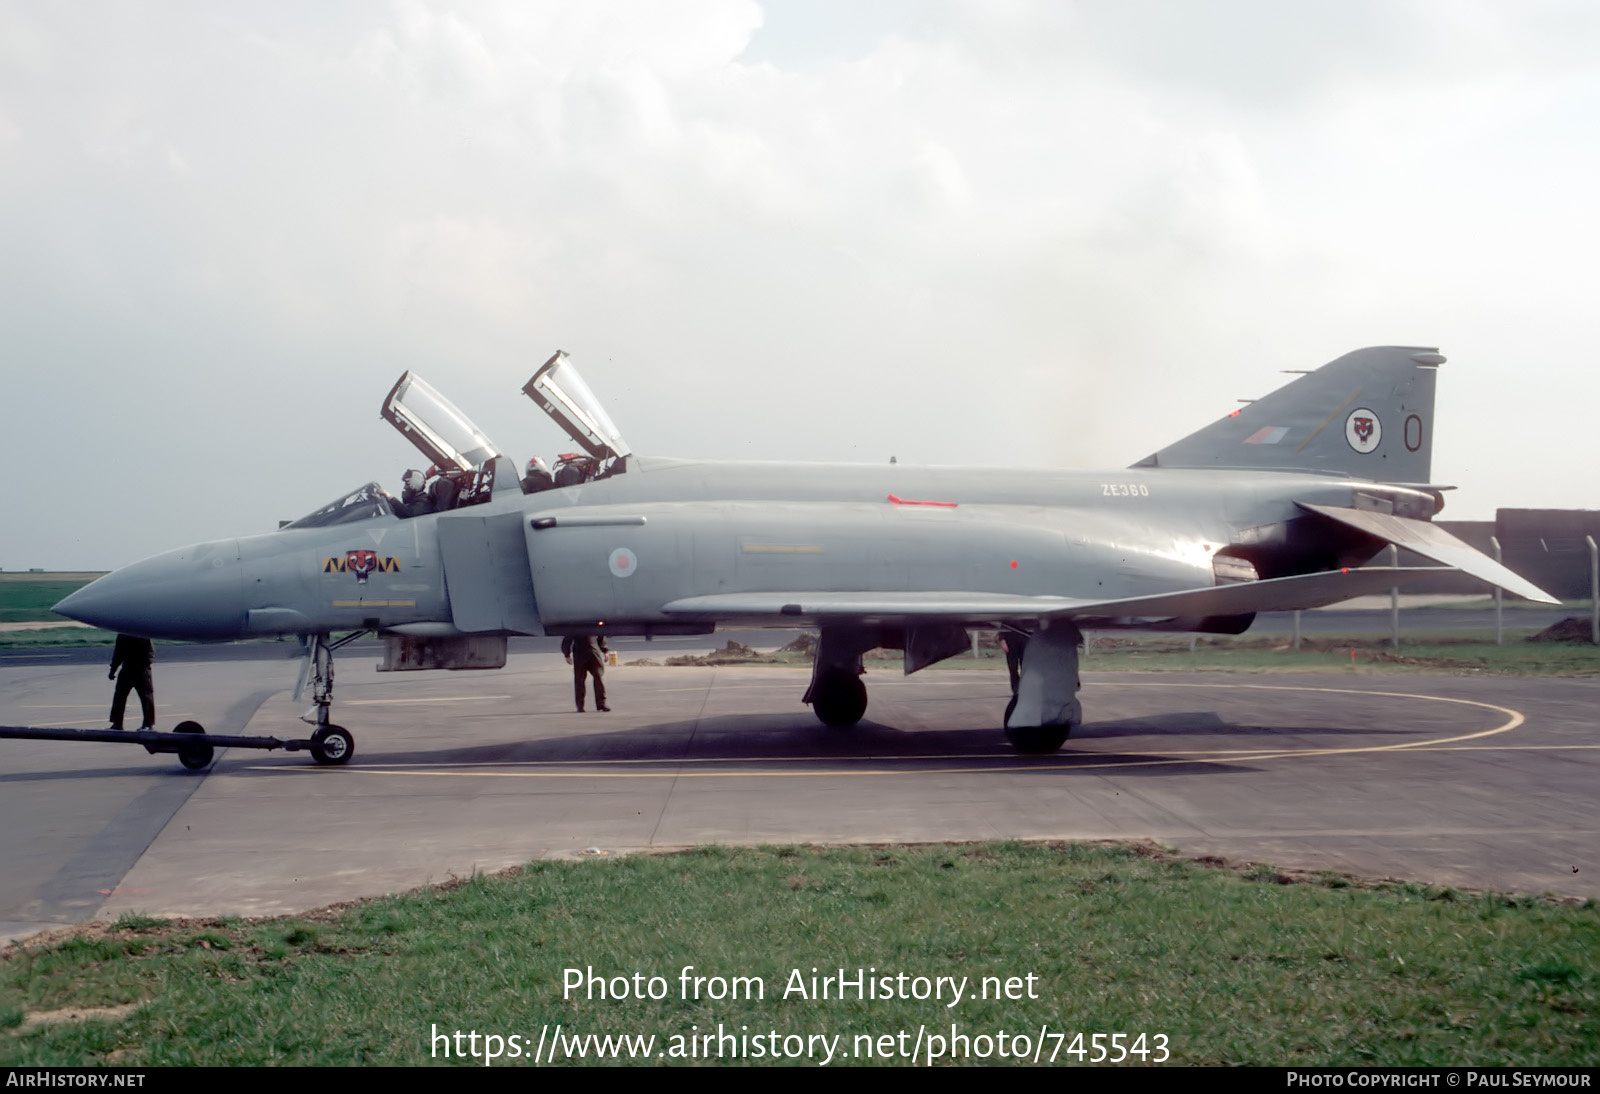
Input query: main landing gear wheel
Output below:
<box><xmin>812</xmin><ymin>672</ymin><xmax>868</xmax><ymax>728</ymax></box>
<box><xmin>310</xmin><ymin>724</ymin><xmax>355</xmax><ymax>766</ymax></box>
<box><xmin>174</xmin><ymin>720</ymin><xmax>213</xmax><ymax>771</ymax></box>
<box><xmin>1003</xmin><ymin>722</ymin><xmax>1071</xmax><ymax>755</ymax></box>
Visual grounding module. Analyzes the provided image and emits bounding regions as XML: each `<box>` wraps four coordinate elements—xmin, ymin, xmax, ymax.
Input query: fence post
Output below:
<box><xmin>1292</xmin><ymin>610</ymin><xmax>1302</xmax><ymax>651</ymax></box>
<box><xmin>1389</xmin><ymin>544</ymin><xmax>1400</xmax><ymax>649</ymax></box>
<box><xmin>1490</xmin><ymin>535</ymin><xmax>1503</xmax><ymax>645</ymax></box>
<box><xmin>1589</xmin><ymin>536</ymin><xmax>1598</xmax><ymax>646</ymax></box>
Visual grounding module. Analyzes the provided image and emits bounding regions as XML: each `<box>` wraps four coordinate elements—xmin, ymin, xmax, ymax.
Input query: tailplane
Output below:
<box><xmin>1133</xmin><ymin>346</ymin><xmax>1442</xmax><ymax>484</ymax></box>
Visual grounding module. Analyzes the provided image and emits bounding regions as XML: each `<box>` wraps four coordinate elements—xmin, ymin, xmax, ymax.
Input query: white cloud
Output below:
<box><xmin>4</xmin><ymin>0</ymin><xmax>1599</xmax><ymax>567</ymax></box>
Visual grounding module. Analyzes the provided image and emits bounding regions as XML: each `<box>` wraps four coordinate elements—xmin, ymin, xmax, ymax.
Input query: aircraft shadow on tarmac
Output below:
<box><xmin>207</xmin><ymin>710</ymin><xmax>1323</xmax><ymax>778</ymax></box>
<box><xmin>1</xmin><ymin>706</ymin><xmax>1420</xmax><ymax>783</ymax></box>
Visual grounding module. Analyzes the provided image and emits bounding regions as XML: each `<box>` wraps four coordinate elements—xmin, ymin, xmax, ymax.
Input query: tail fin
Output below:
<box><xmin>1133</xmin><ymin>346</ymin><xmax>1442</xmax><ymax>483</ymax></box>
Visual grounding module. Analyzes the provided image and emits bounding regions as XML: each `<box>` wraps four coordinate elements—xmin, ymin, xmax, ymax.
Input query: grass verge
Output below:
<box><xmin>651</xmin><ymin>633</ymin><xmax>1600</xmax><ymax>677</ymax></box>
<box><xmin>0</xmin><ymin>574</ymin><xmax>103</xmax><ymax>625</ymax></box>
<box><xmin>2</xmin><ymin>843</ymin><xmax>1595</xmax><ymax>1066</ymax></box>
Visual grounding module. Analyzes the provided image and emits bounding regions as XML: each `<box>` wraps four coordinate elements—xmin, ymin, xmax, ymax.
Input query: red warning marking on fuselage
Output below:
<box><xmin>887</xmin><ymin>494</ymin><xmax>958</xmax><ymax>507</ymax></box>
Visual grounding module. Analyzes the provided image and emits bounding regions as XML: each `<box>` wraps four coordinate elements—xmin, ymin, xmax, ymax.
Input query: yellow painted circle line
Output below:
<box><xmin>247</xmin><ymin>681</ymin><xmax>1527</xmax><ymax>780</ymax></box>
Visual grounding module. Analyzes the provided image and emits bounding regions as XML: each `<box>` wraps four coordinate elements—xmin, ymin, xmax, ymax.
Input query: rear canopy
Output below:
<box><xmin>522</xmin><ymin>351</ymin><xmax>631</xmax><ymax>463</ymax></box>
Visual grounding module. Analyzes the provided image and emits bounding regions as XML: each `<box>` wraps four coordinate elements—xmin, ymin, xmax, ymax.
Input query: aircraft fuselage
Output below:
<box><xmin>55</xmin><ymin>456</ymin><xmax>1413</xmax><ymax>643</ymax></box>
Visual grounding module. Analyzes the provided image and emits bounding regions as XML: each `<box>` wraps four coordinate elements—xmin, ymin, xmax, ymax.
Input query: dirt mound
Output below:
<box><xmin>666</xmin><ymin>640</ymin><xmax>782</xmax><ymax>666</ymax></box>
<box><xmin>777</xmin><ymin>632</ymin><xmax>817</xmax><ymax>655</ymax></box>
<box><xmin>1526</xmin><ymin>617</ymin><xmax>1597</xmax><ymax>643</ymax></box>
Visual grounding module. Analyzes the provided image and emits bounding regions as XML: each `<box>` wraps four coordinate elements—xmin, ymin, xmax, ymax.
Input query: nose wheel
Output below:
<box><xmin>309</xmin><ymin>724</ymin><xmax>355</xmax><ymax>766</ymax></box>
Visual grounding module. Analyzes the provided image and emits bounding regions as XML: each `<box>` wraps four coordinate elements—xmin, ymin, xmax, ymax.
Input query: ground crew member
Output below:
<box><xmin>561</xmin><ymin>634</ymin><xmax>610</xmax><ymax>712</ymax></box>
<box><xmin>999</xmin><ymin>630</ymin><xmax>1029</xmax><ymax>695</ymax></box>
<box><xmin>108</xmin><ymin>633</ymin><xmax>155</xmax><ymax>731</ymax></box>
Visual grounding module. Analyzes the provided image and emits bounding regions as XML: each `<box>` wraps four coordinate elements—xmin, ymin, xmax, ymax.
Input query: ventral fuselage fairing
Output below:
<box><xmin>55</xmin><ymin>346</ymin><xmax>1557</xmax><ymax>758</ymax></box>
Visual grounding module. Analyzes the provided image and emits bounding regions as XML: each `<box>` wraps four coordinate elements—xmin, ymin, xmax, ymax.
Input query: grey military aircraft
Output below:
<box><xmin>54</xmin><ymin>346</ymin><xmax>1556</xmax><ymax>764</ymax></box>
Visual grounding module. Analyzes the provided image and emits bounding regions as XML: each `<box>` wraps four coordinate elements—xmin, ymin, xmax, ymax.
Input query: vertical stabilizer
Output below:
<box><xmin>1134</xmin><ymin>346</ymin><xmax>1442</xmax><ymax>483</ymax></box>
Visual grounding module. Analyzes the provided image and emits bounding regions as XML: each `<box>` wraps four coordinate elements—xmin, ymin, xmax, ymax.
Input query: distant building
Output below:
<box><xmin>1389</xmin><ymin>509</ymin><xmax>1599</xmax><ymax>600</ymax></box>
<box><xmin>1496</xmin><ymin>509</ymin><xmax>1600</xmax><ymax>601</ymax></box>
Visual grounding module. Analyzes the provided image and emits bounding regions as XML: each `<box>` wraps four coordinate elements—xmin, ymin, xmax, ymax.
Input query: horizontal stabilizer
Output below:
<box><xmin>660</xmin><ymin>567</ymin><xmax>1453</xmax><ymax>626</ymax></box>
<box><xmin>1299</xmin><ymin>503</ymin><xmax>1560</xmax><ymax>604</ymax></box>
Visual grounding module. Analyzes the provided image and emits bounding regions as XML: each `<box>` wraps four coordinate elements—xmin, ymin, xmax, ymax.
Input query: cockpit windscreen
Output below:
<box><xmin>284</xmin><ymin>483</ymin><xmax>393</xmax><ymax>529</ymax></box>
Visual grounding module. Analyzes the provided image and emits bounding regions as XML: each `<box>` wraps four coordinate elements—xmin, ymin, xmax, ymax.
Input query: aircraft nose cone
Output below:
<box><xmin>54</xmin><ymin>540</ymin><xmax>247</xmax><ymax>640</ymax></box>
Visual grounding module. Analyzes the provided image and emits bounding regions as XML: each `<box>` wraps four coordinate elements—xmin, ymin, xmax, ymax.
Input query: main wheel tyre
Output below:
<box><xmin>174</xmin><ymin>721</ymin><xmax>214</xmax><ymax>771</ymax></box>
<box><xmin>812</xmin><ymin>673</ymin><xmax>868</xmax><ymax>728</ymax></box>
<box><xmin>1004</xmin><ymin>722</ymin><xmax>1071</xmax><ymax>754</ymax></box>
<box><xmin>310</xmin><ymin>724</ymin><xmax>355</xmax><ymax>766</ymax></box>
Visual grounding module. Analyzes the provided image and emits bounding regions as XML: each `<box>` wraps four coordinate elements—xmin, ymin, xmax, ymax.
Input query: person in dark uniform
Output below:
<box><xmin>998</xmin><ymin>629</ymin><xmax>1029</xmax><ymax>695</ymax></box>
<box><xmin>108</xmin><ymin>633</ymin><xmax>155</xmax><ymax>730</ymax></box>
<box><xmin>560</xmin><ymin>634</ymin><xmax>610</xmax><ymax>712</ymax></box>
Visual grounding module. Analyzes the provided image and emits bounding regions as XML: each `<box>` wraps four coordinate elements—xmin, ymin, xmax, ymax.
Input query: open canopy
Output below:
<box><xmin>381</xmin><ymin>372</ymin><xmax>502</xmax><ymax>473</ymax></box>
<box><xmin>522</xmin><ymin>350</ymin><xmax>631</xmax><ymax>463</ymax></box>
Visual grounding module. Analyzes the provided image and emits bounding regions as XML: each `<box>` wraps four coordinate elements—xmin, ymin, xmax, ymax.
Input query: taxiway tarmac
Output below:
<box><xmin>2</xmin><ymin>647</ymin><xmax>1596</xmax><ymax>943</ymax></box>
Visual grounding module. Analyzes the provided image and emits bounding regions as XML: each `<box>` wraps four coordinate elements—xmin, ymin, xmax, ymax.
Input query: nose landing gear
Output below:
<box><xmin>294</xmin><ymin>630</ymin><xmax>368</xmax><ymax>765</ymax></box>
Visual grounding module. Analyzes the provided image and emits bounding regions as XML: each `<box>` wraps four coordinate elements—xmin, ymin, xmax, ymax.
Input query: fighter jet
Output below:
<box><xmin>54</xmin><ymin>346</ymin><xmax>1556</xmax><ymax>763</ymax></box>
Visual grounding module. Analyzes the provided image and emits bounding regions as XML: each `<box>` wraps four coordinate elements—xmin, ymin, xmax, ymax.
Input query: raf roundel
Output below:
<box><xmin>1344</xmin><ymin>408</ymin><xmax>1382</xmax><ymax>454</ymax></box>
<box><xmin>608</xmin><ymin>547</ymin><xmax>638</xmax><ymax>578</ymax></box>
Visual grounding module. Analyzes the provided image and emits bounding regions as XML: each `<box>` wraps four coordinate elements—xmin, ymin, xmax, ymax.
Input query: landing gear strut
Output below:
<box><xmin>803</xmin><ymin>627</ymin><xmax>877</xmax><ymax>728</ymax></box>
<box><xmin>295</xmin><ymin>631</ymin><xmax>366</xmax><ymax>766</ymax></box>
<box><xmin>1003</xmin><ymin>620</ymin><xmax>1082</xmax><ymax>754</ymax></box>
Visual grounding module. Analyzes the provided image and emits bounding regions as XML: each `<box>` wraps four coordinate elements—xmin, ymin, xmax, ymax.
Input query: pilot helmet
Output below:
<box><xmin>526</xmin><ymin>456</ymin><xmax>550</xmax><ymax>477</ymax></box>
<box><xmin>404</xmin><ymin>469</ymin><xmax>425</xmax><ymax>493</ymax></box>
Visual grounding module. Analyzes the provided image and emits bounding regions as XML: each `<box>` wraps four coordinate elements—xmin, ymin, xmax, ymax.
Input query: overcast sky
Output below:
<box><xmin>4</xmin><ymin>0</ymin><xmax>1599</xmax><ymax>571</ymax></box>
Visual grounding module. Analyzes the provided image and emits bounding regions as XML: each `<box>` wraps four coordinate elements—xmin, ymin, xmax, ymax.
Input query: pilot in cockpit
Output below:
<box><xmin>396</xmin><ymin>469</ymin><xmax>430</xmax><ymax>518</ymax></box>
<box><xmin>522</xmin><ymin>456</ymin><xmax>555</xmax><ymax>494</ymax></box>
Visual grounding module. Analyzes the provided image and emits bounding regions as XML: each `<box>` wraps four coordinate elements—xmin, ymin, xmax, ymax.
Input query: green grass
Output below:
<box><xmin>1422</xmin><ymin>597</ymin><xmax>1594</xmax><ymax>612</ymax></box>
<box><xmin>1</xmin><ymin>844</ymin><xmax>1595</xmax><ymax>1066</ymax></box>
<box><xmin>0</xmin><ymin>574</ymin><xmax>103</xmax><ymax>625</ymax></box>
<box><xmin>669</xmin><ymin>633</ymin><xmax>1600</xmax><ymax>677</ymax></box>
<box><xmin>0</xmin><ymin>628</ymin><xmax>118</xmax><ymax>648</ymax></box>
<box><xmin>1073</xmin><ymin>634</ymin><xmax>1600</xmax><ymax>676</ymax></box>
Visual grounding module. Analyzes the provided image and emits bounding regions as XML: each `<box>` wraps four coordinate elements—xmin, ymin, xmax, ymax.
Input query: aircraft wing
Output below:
<box><xmin>660</xmin><ymin>566</ymin><xmax>1453</xmax><ymax>625</ymax></box>
<box><xmin>1298</xmin><ymin>503</ymin><xmax>1560</xmax><ymax>604</ymax></box>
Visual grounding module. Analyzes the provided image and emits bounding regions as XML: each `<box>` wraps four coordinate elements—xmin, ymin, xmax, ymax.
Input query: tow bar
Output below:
<box><xmin>0</xmin><ymin>721</ymin><xmax>355</xmax><ymax>770</ymax></box>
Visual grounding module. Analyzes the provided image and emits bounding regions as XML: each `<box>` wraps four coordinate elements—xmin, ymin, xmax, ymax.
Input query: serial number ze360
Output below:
<box><xmin>1101</xmin><ymin>483</ymin><xmax>1151</xmax><ymax>497</ymax></box>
